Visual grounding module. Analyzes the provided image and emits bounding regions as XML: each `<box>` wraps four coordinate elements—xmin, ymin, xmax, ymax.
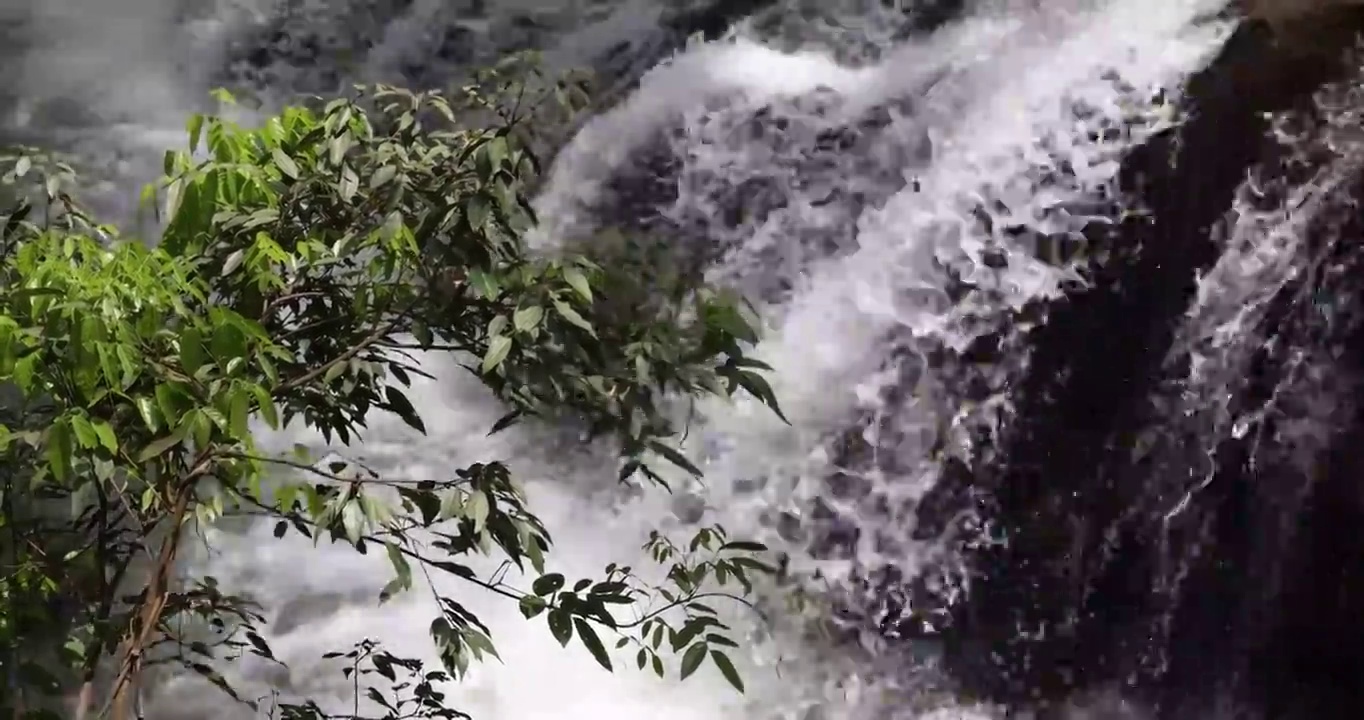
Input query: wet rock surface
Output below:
<box><xmin>894</xmin><ymin>8</ymin><xmax>1364</xmax><ymax>719</ymax></box>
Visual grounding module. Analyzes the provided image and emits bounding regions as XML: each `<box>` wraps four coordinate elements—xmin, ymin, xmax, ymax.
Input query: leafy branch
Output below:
<box><xmin>0</xmin><ymin>64</ymin><xmax>786</xmax><ymax>720</ymax></box>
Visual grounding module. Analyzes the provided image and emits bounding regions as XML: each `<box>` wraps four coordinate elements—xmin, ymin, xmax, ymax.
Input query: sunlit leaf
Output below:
<box><xmin>562</xmin><ymin>265</ymin><xmax>592</xmax><ymax>302</ymax></box>
<box><xmin>482</xmin><ymin>335</ymin><xmax>512</xmax><ymax>374</ymax></box>
<box><xmin>272</xmin><ymin>148</ymin><xmax>299</xmax><ymax>179</ymax></box>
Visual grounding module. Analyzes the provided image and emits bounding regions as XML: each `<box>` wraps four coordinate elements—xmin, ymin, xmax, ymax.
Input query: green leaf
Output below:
<box><xmin>251</xmin><ymin>385</ymin><xmax>279</xmax><ymax>429</ymax></box>
<box><xmin>467</xmin><ymin>269</ymin><xmax>500</xmax><ymax>299</ymax></box>
<box><xmin>412</xmin><ymin>321</ymin><xmax>433</xmax><ymax>348</ymax></box>
<box><xmin>12</xmin><ymin>354</ymin><xmax>36</xmax><ymax>393</ymax></box>
<box><xmin>187</xmin><ymin>114</ymin><xmax>205</xmax><ymax>152</ymax></box>
<box><xmin>552</xmin><ymin>299</ymin><xmax>594</xmax><ymax>336</ymax></box>
<box><xmin>341</xmin><ymin>500</ymin><xmax>366</xmax><ymax>544</ymax></box>
<box><xmin>70</xmin><ymin>415</ymin><xmax>98</xmax><ymax>449</ymax></box>
<box><xmin>487</xmin><ymin>410</ymin><xmax>523</xmax><ymax>436</ymax></box>
<box><xmin>384</xmin><ymin>386</ymin><xmax>425</xmax><ymax>433</ymax></box>
<box><xmin>647</xmin><ymin>440</ymin><xmax>702</xmax><ymax>477</ymax></box>
<box><xmin>708</xmin><ymin>302</ymin><xmax>759</xmax><ymax>344</ymax></box>
<box><xmin>488</xmin><ymin>315</ymin><xmax>508</xmax><ymax>338</ymax></box>
<box><xmin>563</xmin><ymin>265</ymin><xmax>592</xmax><ymax>302</ymax></box>
<box><xmin>369</xmin><ymin>164</ymin><xmax>397</xmax><ymax>189</ymax></box>
<box><xmin>271</xmin><ymin>148</ymin><xmax>299</xmax><ymax>179</ymax></box>
<box><xmin>228</xmin><ymin>389</ymin><xmax>250</xmax><ymax>439</ymax></box>
<box><xmin>154</xmin><ymin>383</ymin><xmax>183</xmax><ymax>427</ymax></box>
<box><xmin>179</xmin><ymin>327</ymin><xmax>207</xmax><ymax>373</ymax></box>
<box><xmin>221</xmin><ymin>249</ymin><xmax>245</xmax><ymax>276</ymax></box>
<box><xmin>679</xmin><ymin>643</ymin><xmax>708</xmax><ymax>680</ymax></box>
<box><xmin>210</xmin><ymin>87</ymin><xmax>236</xmax><ymax>105</ymax></box>
<box><xmin>91</xmin><ymin>420</ymin><xmax>118</xmax><ymax>453</ymax></box>
<box><xmin>45</xmin><ymin>422</ymin><xmax>72</xmax><ymax>482</ymax></box>
<box><xmin>519</xmin><ymin>595</ymin><xmax>548</xmax><ymax>619</ymax></box>
<box><xmin>737</xmin><ymin>370</ymin><xmax>789</xmax><ymax>424</ymax></box>
<box><xmin>135</xmin><ymin>396</ymin><xmax>160</xmax><ymax>432</ymax></box>
<box><xmin>323</xmin><ymin>360</ymin><xmax>348</xmax><ymax>385</ymax></box>
<box><xmin>329</xmin><ymin>136</ymin><xmax>351</xmax><ymax>166</ymax></box>
<box><xmin>481</xmin><ymin>335</ymin><xmax>512</xmax><ymax>374</ymax></box>
<box><xmin>525</xmin><ymin>532</ymin><xmax>546</xmax><ymax>574</ymax></box>
<box><xmin>466</xmin><ymin>194</ymin><xmax>490</xmax><ymax>229</ymax></box>
<box><xmin>532</xmin><ymin>573</ymin><xmax>564</xmax><ymax>596</ymax></box>
<box><xmin>573</xmin><ymin>619</ymin><xmax>613</xmax><ymax>671</ymax></box>
<box><xmin>512</xmin><ymin>305</ymin><xmax>544</xmax><ymax>333</ymax></box>
<box><xmin>338</xmin><ymin>164</ymin><xmax>359</xmax><ymax>202</ymax></box>
<box><xmin>547</xmin><ymin>609</ymin><xmax>573</xmax><ymax>647</ymax></box>
<box><xmin>672</xmin><ymin>617</ymin><xmax>715</xmax><ymax>651</ymax></box>
<box><xmin>137</xmin><ymin>429</ymin><xmax>186</xmax><ymax>462</ymax></box>
<box><xmin>720</xmin><ymin>541</ymin><xmax>767</xmax><ymax>553</ymax></box>
<box><xmin>710</xmin><ymin>650</ymin><xmax>744</xmax><ymax>692</ymax></box>
<box><xmin>209</xmin><ymin>323</ymin><xmax>248</xmax><ymax>363</ymax></box>
<box><xmin>465</xmin><ymin>491</ymin><xmax>490</xmax><ymax>532</ymax></box>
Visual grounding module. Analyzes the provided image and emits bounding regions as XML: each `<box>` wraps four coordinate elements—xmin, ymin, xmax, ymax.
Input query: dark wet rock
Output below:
<box><xmin>671</xmin><ymin>491</ymin><xmax>708</xmax><ymax>523</ymax></box>
<box><xmin>887</xmin><ymin>8</ymin><xmax>1364</xmax><ymax>719</ymax></box>
<box><xmin>774</xmin><ymin>510</ymin><xmax>807</xmax><ymax>544</ymax></box>
<box><xmin>745</xmin><ymin>0</ymin><xmax>968</xmax><ymax>65</ymax></box>
<box><xmin>732</xmin><ymin>475</ymin><xmax>769</xmax><ymax>494</ymax></box>
<box><xmin>216</xmin><ymin>0</ymin><xmax>420</xmax><ymax>94</ymax></box>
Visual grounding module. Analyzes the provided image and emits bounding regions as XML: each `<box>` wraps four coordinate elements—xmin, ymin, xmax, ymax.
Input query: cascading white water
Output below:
<box><xmin>3</xmin><ymin>0</ymin><xmax>1245</xmax><ymax>718</ymax></box>
<box><xmin>534</xmin><ymin>0</ymin><xmax>1234</xmax><ymax>630</ymax></box>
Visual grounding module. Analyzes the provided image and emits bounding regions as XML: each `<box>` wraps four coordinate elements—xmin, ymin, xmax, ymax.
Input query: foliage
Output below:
<box><xmin>0</xmin><ymin>60</ymin><xmax>784</xmax><ymax>720</ymax></box>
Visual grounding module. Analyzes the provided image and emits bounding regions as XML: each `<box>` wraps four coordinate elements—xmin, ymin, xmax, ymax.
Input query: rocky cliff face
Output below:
<box><xmin>910</xmin><ymin>6</ymin><xmax>1364</xmax><ymax>718</ymax></box>
<box><xmin>1244</xmin><ymin>0</ymin><xmax>1364</xmax><ymax>25</ymax></box>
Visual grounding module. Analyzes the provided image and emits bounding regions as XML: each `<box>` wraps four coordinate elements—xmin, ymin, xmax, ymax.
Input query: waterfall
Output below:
<box><xmin>12</xmin><ymin>0</ymin><xmax>1364</xmax><ymax>718</ymax></box>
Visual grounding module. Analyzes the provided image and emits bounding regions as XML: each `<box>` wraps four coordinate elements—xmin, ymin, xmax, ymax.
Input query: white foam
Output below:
<box><xmin>195</xmin><ymin>2</ymin><xmax>1232</xmax><ymax>717</ymax></box>
<box><xmin>10</xmin><ymin>0</ymin><xmax>1240</xmax><ymax>718</ymax></box>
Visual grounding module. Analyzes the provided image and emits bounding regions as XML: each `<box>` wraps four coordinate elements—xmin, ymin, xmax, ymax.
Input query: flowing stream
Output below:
<box><xmin>13</xmin><ymin>0</ymin><xmax>1364</xmax><ymax>718</ymax></box>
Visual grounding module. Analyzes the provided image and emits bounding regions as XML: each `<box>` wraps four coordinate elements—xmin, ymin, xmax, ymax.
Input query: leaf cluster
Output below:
<box><xmin>0</xmin><ymin>64</ymin><xmax>784</xmax><ymax>720</ymax></box>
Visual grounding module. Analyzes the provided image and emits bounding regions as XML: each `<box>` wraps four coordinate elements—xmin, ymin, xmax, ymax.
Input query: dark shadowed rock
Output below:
<box><xmin>895</xmin><ymin>7</ymin><xmax>1364</xmax><ymax>719</ymax></box>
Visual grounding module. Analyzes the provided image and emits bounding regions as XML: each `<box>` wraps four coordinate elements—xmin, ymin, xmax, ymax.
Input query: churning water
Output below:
<box><xmin>16</xmin><ymin>0</ymin><xmax>1352</xmax><ymax>717</ymax></box>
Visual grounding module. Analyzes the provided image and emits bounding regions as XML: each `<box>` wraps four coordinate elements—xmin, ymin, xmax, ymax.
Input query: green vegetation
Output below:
<box><xmin>0</xmin><ymin>58</ymin><xmax>784</xmax><ymax>720</ymax></box>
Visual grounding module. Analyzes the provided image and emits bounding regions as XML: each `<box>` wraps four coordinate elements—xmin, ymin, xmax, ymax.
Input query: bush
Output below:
<box><xmin>0</xmin><ymin>63</ymin><xmax>783</xmax><ymax>720</ymax></box>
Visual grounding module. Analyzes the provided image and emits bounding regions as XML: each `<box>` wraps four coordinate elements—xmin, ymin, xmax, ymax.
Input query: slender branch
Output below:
<box><xmin>262</xmin><ymin>291</ymin><xmax>327</xmax><ymax>318</ymax></box>
<box><xmin>616</xmin><ymin>591</ymin><xmax>762</xmax><ymax>629</ymax></box>
<box><xmin>105</xmin><ymin>446</ymin><xmax>219</xmax><ymax>720</ymax></box>
<box><xmin>277</xmin><ymin>319</ymin><xmax>401</xmax><ymax>392</ymax></box>
<box><xmin>104</xmin><ymin>484</ymin><xmax>193</xmax><ymax>720</ymax></box>
<box><xmin>222</xmin><ymin>451</ymin><xmax>470</xmax><ymax>488</ymax></box>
